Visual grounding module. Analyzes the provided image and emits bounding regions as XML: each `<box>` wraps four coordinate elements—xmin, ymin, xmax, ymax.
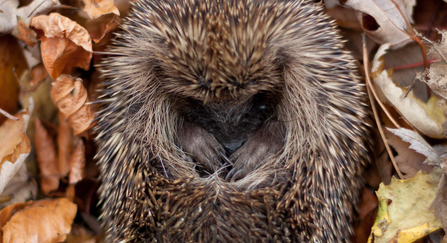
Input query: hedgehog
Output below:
<box><xmin>94</xmin><ymin>0</ymin><xmax>370</xmax><ymax>242</ymax></box>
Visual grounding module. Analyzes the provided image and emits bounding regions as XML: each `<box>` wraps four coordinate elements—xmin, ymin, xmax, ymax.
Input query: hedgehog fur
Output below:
<box><xmin>95</xmin><ymin>0</ymin><xmax>370</xmax><ymax>242</ymax></box>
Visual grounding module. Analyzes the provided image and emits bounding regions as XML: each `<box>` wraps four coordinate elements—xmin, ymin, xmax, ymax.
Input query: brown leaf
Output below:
<box><xmin>385</xmin><ymin>129</ymin><xmax>433</xmax><ymax>178</ymax></box>
<box><xmin>34</xmin><ymin>118</ymin><xmax>59</xmax><ymax>194</ymax></box>
<box><xmin>69</xmin><ymin>140</ymin><xmax>85</xmax><ymax>185</ymax></box>
<box><xmin>82</xmin><ymin>0</ymin><xmax>119</xmax><ymax>19</ymax></box>
<box><xmin>51</xmin><ymin>75</ymin><xmax>95</xmax><ymax>135</ymax></box>
<box><xmin>30</xmin><ymin>13</ymin><xmax>92</xmax><ymax>79</ymax></box>
<box><xmin>0</xmin><ymin>35</ymin><xmax>27</xmax><ymax>125</ymax></box>
<box><xmin>88</xmin><ymin>14</ymin><xmax>120</xmax><ymax>43</ymax></box>
<box><xmin>0</xmin><ymin>109</ymin><xmax>31</xmax><ymax>195</ymax></box>
<box><xmin>2</xmin><ymin>198</ymin><xmax>77</xmax><ymax>243</ymax></box>
<box><xmin>11</xmin><ymin>17</ymin><xmax>37</xmax><ymax>47</ymax></box>
<box><xmin>28</xmin><ymin>63</ymin><xmax>48</xmax><ymax>90</ymax></box>
<box><xmin>0</xmin><ymin>201</ymin><xmax>34</xmax><ymax>240</ymax></box>
<box><xmin>58</xmin><ymin>112</ymin><xmax>72</xmax><ymax>176</ymax></box>
<box><xmin>431</xmin><ymin>173</ymin><xmax>447</xmax><ymax>236</ymax></box>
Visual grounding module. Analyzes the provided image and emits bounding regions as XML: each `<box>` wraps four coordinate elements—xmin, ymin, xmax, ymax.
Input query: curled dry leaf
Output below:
<box><xmin>34</xmin><ymin>118</ymin><xmax>59</xmax><ymax>194</ymax></box>
<box><xmin>11</xmin><ymin>17</ymin><xmax>37</xmax><ymax>47</ymax></box>
<box><xmin>69</xmin><ymin>140</ymin><xmax>85</xmax><ymax>184</ymax></box>
<box><xmin>2</xmin><ymin>198</ymin><xmax>77</xmax><ymax>243</ymax></box>
<box><xmin>343</xmin><ymin>0</ymin><xmax>413</xmax><ymax>48</ymax></box>
<box><xmin>30</xmin><ymin>13</ymin><xmax>92</xmax><ymax>79</ymax></box>
<box><xmin>0</xmin><ymin>201</ymin><xmax>34</xmax><ymax>240</ymax></box>
<box><xmin>28</xmin><ymin>63</ymin><xmax>48</xmax><ymax>90</ymax></box>
<box><xmin>82</xmin><ymin>0</ymin><xmax>120</xmax><ymax>19</ymax></box>
<box><xmin>0</xmin><ymin>163</ymin><xmax>37</xmax><ymax>209</ymax></box>
<box><xmin>372</xmin><ymin>44</ymin><xmax>446</xmax><ymax>138</ymax></box>
<box><xmin>0</xmin><ymin>106</ymin><xmax>32</xmax><ymax>195</ymax></box>
<box><xmin>51</xmin><ymin>75</ymin><xmax>95</xmax><ymax>135</ymax></box>
<box><xmin>368</xmin><ymin>170</ymin><xmax>442</xmax><ymax>243</ymax></box>
<box><xmin>88</xmin><ymin>14</ymin><xmax>120</xmax><ymax>43</ymax></box>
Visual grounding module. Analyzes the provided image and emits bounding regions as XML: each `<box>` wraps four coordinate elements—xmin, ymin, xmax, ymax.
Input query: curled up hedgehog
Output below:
<box><xmin>95</xmin><ymin>0</ymin><xmax>370</xmax><ymax>242</ymax></box>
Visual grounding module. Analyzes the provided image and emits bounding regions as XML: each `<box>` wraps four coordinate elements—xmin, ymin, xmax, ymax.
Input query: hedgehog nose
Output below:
<box><xmin>222</xmin><ymin>140</ymin><xmax>244</xmax><ymax>154</ymax></box>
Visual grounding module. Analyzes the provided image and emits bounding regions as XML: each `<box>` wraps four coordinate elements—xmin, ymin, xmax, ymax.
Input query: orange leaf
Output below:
<box><xmin>0</xmin><ymin>109</ymin><xmax>31</xmax><ymax>195</ymax></box>
<box><xmin>58</xmin><ymin>112</ymin><xmax>73</xmax><ymax>176</ymax></box>
<box><xmin>51</xmin><ymin>75</ymin><xmax>95</xmax><ymax>135</ymax></box>
<box><xmin>83</xmin><ymin>0</ymin><xmax>120</xmax><ymax>19</ymax></box>
<box><xmin>30</xmin><ymin>13</ymin><xmax>92</xmax><ymax>79</ymax></box>
<box><xmin>2</xmin><ymin>198</ymin><xmax>77</xmax><ymax>243</ymax></box>
<box><xmin>69</xmin><ymin>140</ymin><xmax>85</xmax><ymax>185</ymax></box>
<box><xmin>34</xmin><ymin>118</ymin><xmax>59</xmax><ymax>194</ymax></box>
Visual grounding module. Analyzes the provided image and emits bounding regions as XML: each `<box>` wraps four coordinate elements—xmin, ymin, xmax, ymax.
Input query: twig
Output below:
<box><xmin>362</xmin><ymin>33</ymin><xmax>405</xmax><ymax>179</ymax></box>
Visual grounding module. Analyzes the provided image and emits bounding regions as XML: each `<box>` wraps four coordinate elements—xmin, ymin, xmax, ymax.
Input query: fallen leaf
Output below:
<box><xmin>30</xmin><ymin>13</ymin><xmax>92</xmax><ymax>79</ymax></box>
<box><xmin>69</xmin><ymin>140</ymin><xmax>85</xmax><ymax>185</ymax></box>
<box><xmin>343</xmin><ymin>0</ymin><xmax>413</xmax><ymax>48</ymax></box>
<box><xmin>82</xmin><ymin>0</ymin><xmax>120</xmax><ymax>19</ymax></box>
<box><xmin>87</xmin><ymin>14</ymin><xmax>120</xmax><ymax>43</ymax></box>
<box><xmin>0</xmin><ymin>201</ymin><xmax>34</xmax><ymax>239</ymax></box>
<box><xmin>0</xmin><ymin>163</ymin><xmax>37</xmax><ymax>209</ymax></box>
<box><xmin>28</xmin><ymin>63</ymin><xmax>48</xmax><ymax>90</ymax></box>
<box><xmin>431</xmin><ymin>173</ymin><xmax>447</xmax><ymax>238</ymax></box>
<box><xmin>0</xmin><ymin>0</ymin><xmax>19</xmax><ymax>33</ymax></box>
<box><xmin>372</xmin><ymin>44</ymin><xmax>446</xmax><ymax>138</ymax></box>
<box><xmin>0</xmin><ymin>35</ymin><xmax>27</xmax><ymax>125</ymax></box>
<box><xmin>2</xmin><ymin>198</ymin><xmax>77</xmax><ymax>242</ymax></box>
<box><xmin>58</xmin><ymin>112</ymin><xmax>72</xmax><ymax>176</ymax></box>
<box><xmin>368</xmin><ymin>170</ymin><xmax>442</xmax><ymax>243</ymax></box>
<box><xmin>34</xmin><ymin>118</ymin><xmax>59</xmax><ymax>194</ymax></box>
<box><xmin>0</xmin><ymin>106</ymin><xmax>32</xmax><ymax>195</ymax></box>
<box><xmin>51</xmin><ymin>75</ymin><xmax>95</xmax><ymax>135</ymax></box>
<box><xmin>11</xmin><ymin>17</ymin><xmax>37</xmax><ymax>47</ymax></box>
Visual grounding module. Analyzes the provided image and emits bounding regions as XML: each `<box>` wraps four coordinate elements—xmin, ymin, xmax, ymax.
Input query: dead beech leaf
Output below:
<box><xmin>368</xmin><ymin>170</ymin><xmax>442</xmax><ymax>243</ymax></box>
<box><xmin>69</xmin><ymin>140</ymin><xmax>85</xmax><ymax>185</ymax></box>
<box><xmin>431</xmin><ymin>174</ymin><xmax>447</xmax><ymax>235</ymax></box>
<box><xmin>11</xmin><ymin>17</ymin><xmax>37</xmax><ymax>47</ymax></box>
<box><xmin>28</xmin><ymin>63</ymin><xmax>48</xmax><ymax>90</ymax></box>
<box><xmin>343</xmin><ymin>0</ymin><xmax>413</xmax><ymax>48</ymax></box>
<box><xmin>30</xmin><ymin>13</ymin><xmax>92</xmax><ymax>79</ymax></box>
<box><xmin>58</xmin><ymin>112</ymin><xmax>72</xmax><ymax>176</ymax></box>
<box><xmin>0</xmin><ymin>201</ymin><xmax>34</xmax><ymax>240</ymax></box>
<box><xmin>51</xmin><ymin>75</ymin><xmax>95</xmax><ymax>135</ymax></box>
<box><xmin>0</xmin><ymin>163</ymin><xmax>37</xmax><ymax>209</ymax></box>
<box><xmin>372</xmin><ymin>44</ymin><xmax>446</xmax><ymax>138</ymax></box>
<box><xmin>88</xmin><ymin>14</ymin><xmax>120</xmax><ymax>43</ymax></box>
<box><xmin>0</xmin><ymin>107</ymin><xmax>32</xmax><ymax>195</ymax></box>
<box><xmin>34</xmin><ymin>118</ymin><xmax>59</xmax><ymax>194</ymax></box>
<box><xmin>83</xmin><ymin>0</ymin><xmax>120</xmax><ymax>19</ymax></box>
<box><xmin>2</xmin><ymin>198</ymin><xmax>77</xmax><ymax>243</ymax></box>
<box><xmin>385</xmin><ymin>128</ymin><xmax>433</xmax><ymax>178</ymax></box>
<box><xmin>0</xmin><ymin>0</ymin><xmax>19</xmax><ymax>33</ymax></box>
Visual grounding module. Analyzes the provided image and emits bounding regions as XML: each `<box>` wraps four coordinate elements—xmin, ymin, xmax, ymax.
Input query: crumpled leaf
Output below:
<box><xmin>368</xmin><ymin>170</ymin><xmax>442</xmax><ymax>243</ymax></box>
<box><xmin>2</xmin><ymin>198</ymin><xmax>77</xmax><ymax>243</ymax></box>
<box><xmin>0</xmin><ymin>0</ymin><xmax>61</xmax><ymax>34</ymax></box>
<box><xmin>372</xmin><ymin>44</ymin><xmax>447</xmax><ymax>138</ymax></box>
<box><xmin>51</xmin><ymin>75</ymin><xmax>95</xmax><ymax>135</ymax></box>
<box><xmin>343</xmin><ymin>0</ymin><xmax>413</xmax><ymax>48</ymax></box>
<box><xmin>30</xmin><ymin>13</ymin><xmax>92</xmax><ymax>79</ymax></box>
<box><xmin>82</xmin><ymin>0</ymin><xmax>120</xmax><ymax>19</ymax></box>
<box><xmin>431</xmin><ymin>173</ymin><xmax>447</xmax><ymax>236</ymax></box>
<box><xmin>0</xmin><ymin>104</ymin><xmax>32</xmax><ymax>195</ymax></box>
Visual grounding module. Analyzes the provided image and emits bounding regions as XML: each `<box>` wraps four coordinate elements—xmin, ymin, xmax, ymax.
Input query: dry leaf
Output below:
<box><xmin>343</xmin><ymin>0</ymin><xmax>413</xmax><ymax>48</ymax></box>
<box><xmin>51</xmin><ymin>75</ymin><xmax>95</xmax><ymax>135</ymax></box>
<box><xmin>0</xmin><ymin>201</ymin><xmax>34</xmax><ymax>240</ymax></box>
<box><xmin>0</xmin><ymin>35</ymin><xmax>27</xmax><ymax>125</ymax></box>
<box><xmin>385</xmin><ymin>128</ymin><xmax>433</xmax><ymax>178</ymax></box>
<box><xmin>372</xmin><ymin>44</ymin><xmax>446</xmax><ymax>138</ymax></box>
<box><xmin>0</xmin><ymin>107</ymin><xmax>32</xmax><ymax>195</ymax></box>
<box><xmin>34</xmin><ymin>118</ymin><xmax>59</xmax><ymax>194</ymax></box>
<box><xmin>88</xmin><ymin>14</ymin><xmax>120</xmax><ymax>43</ymax></box>
<box><xmin>58</xmin><ymin>112</ymin><xmax>72</xmax><ymax>176</ymax></box>
<box><xmin>30</xmin><ymin>13</ymin><xmax>92</xmax><ymax>79</ymax></box>
<box><xmin>0</xmin><ymin>0</ymin><xmax>19</xmax><ymax>33</ymax></box>
<box><xmin>2</xmin><ymin>198</ymin><xmax>77</xmax><ymax>243</ymax></box>
<box><xmin>0</xmin><ymin>163</ymin><xmax>37</xmax><ymax>209</ymax></box>
<box><xmin>29</xmin><ymin>63</ymin><xmax>48</xmax><ymax>89</ymax></box>
<box><xmin>69</xmin><ymin>140</ymin><xmax>85</xmax><ymax>184</ymax></box>
<box><xmin>82</xmin><ymin>0</ymin><xmax>120</xmax><ymax>19</ymax></box>
<box><xmin>11</xmin><ymin>17</ymin><xmax>37</xmax><ymax>47</ymax></box>
<box><xmin>368</xmin><ymin>170</ymin><xmax>442</xmax><ymax>243</ymax></box>
<box><xmin>431</xmin><ymin>173</ymin><xmax>447</xmax><ymax>236</ymax></box>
